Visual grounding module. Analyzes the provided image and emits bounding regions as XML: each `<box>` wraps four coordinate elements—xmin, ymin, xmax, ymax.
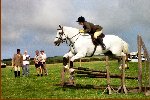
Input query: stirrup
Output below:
<box><xmin>102</xmin><ymin>45</ymin><xmax>106</xmax><ymax>50</ymax></box>
<box><xmin>64</xmin><ymin>65</ymin><xmax>69</xmax><ymax>70</ymax></box>
<box><xmin>92</xmin><ymin>39</ymin><xmax>99</xmax><ymax>45</ymax></box>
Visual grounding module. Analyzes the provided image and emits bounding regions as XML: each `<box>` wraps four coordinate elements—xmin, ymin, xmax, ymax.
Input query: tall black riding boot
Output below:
<box><xmin>101</xmin><ymin>42</ymin><xmax>106</xmax><ymax>50</ymax></box>
<box><xmin>92</xmin><ymin>38</ymin><xmax>99</xmax><ymax>45</ymax></box>
<box><xmin>18</xmin><ymin>71</ymin><xmax>20</xmax><ymax>77</ymax></box>
<box><xmin>96</xmin><ymin>38</ymin><xmax>106</xmax><ymax>50</ymax></box>
<box><xmin>14</xmin><ymin>71</ymin><xmax>17</xmax><ymax>78</ymax></box>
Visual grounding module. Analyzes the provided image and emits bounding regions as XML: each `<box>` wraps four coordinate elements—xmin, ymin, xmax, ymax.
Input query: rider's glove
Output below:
<box><xmin>79</xmin><ymin>29</ymin><xmax>84</xmax><ymax>33</ymax></box>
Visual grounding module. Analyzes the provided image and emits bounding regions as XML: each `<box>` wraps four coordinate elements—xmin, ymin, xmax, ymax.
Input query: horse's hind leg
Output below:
<box><xmin>118</xmin><ymin>53</ymin><xmax>129</xmax><ymax>70</ymax></box>
<box><xmin>111</xmin><ymin>49</ymin><xmax>129</xmax><ymax>70</ymax></box>
<box><xmin>104</xmin><ymin>50</ymin><xmax>122</xmax><ymax>63</ymax></box>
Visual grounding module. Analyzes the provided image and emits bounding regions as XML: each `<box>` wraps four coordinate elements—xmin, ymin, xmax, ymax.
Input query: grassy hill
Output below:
<box><xmin>1</xmin><ymin>61</ymin><xmax>150</xmax><ymax>99</ymax></box>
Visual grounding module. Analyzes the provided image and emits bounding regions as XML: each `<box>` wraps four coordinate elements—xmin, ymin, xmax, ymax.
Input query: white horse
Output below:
<box><xmin>54</xmin><ymin>25</ymin><xmax>129</xmax><ymax>84</ymax></box>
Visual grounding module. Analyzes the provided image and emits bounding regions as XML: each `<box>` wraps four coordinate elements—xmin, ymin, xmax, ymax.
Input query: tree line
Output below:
<box><xmin>2</xmin><ymin>56</ymin><xmax>114</xmax><ymax>66</ymax></box>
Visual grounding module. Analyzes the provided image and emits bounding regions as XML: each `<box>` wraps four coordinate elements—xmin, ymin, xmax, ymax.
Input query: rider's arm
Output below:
<box><xmin>83</xmin><ymin>22</ymin><xmax>91</xmax><ymax>33</ymax></box>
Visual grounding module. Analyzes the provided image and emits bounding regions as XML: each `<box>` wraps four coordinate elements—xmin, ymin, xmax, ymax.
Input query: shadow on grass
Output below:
<box><xmin>54</xmin><ymin>83</ymin><xmax>119</xmax><ymax>90</ymax></box>
<box><xmin>54</xmin><ymin>83</ymin><xmax>150</xmax><ymax>94</ymax></box>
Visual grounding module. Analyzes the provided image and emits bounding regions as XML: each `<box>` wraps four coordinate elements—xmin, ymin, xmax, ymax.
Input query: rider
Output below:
<box><xmin>76</xmin><ymin>16</ymin><xmax>106</xmax><ymax>50</ymax></box>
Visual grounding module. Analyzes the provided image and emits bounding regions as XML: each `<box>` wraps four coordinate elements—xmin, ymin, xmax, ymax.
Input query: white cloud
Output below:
<box><xmin>2</xmin><ymin>0</ymin><xmax>150</xmax><ymax>58</ymax></box>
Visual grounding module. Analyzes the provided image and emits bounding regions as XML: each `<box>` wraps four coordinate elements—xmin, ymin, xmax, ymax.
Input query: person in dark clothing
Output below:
<box><xmin>76</xmin><ymin>16</ymin><xmax>106</xmax><ymax>50</ymax></box>
<box><xmin>12</xmin><ymin>49</ymin><xmax>23</xmax><ymax>78</ymax></box>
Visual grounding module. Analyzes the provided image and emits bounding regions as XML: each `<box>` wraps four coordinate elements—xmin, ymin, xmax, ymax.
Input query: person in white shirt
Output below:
<box><xmin>34</xmin><ymin>50</ymin><xmax>43</xmax><ymax>76</ymax></box>
<box><xmin>40</xmin><ymin>50</ymin><xmax>48</xmax><ymax>75</ymax></box>
<box><xmin>22</xmin><ymin>50</ymin><xmax>30</xmax><ymax>76</ymax></box>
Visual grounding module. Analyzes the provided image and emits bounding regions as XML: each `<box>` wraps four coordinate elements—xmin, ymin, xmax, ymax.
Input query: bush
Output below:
<box><xmin>90</xmin><ymin>57</ymin><xmax>100</xmax><ymax>61</ymax></box>
<box><xmin>2</xmin><ymin>56</ymin><xmax>117</xmax><ymax>65</ymax></box>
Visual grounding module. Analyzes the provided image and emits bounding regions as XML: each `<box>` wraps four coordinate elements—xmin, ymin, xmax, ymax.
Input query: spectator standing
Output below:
<box><xmin>40</xmin><ymin>50</ymin><xmax>48</xmax><ymax>76</ymax></box>
<box><xmin>34</xmin><ymin>50</ymin><xmax>43</xmax><ymax>76</ymax></box>
<box><xmin>12</xmin><ymin>49</ymin><xmax>23</xmax><ymax>78</ymax></box>
<box><xmin>22</xmin><ymin>50</ymin><xmax>30</xmax><ymax>77</ymax></box>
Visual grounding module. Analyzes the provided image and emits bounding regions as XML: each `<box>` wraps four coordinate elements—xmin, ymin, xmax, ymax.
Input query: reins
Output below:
<box><xmin>57</xmin><ymin>26</ymin><xmax>81</xmax><ymax>47</ymax></box>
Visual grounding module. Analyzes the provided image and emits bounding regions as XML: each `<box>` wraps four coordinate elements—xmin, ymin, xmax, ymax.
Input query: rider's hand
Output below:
<box><xmin>79</xmin><ymin>29</ymin><xmax>84</xmax><ymax>33</ymax></box>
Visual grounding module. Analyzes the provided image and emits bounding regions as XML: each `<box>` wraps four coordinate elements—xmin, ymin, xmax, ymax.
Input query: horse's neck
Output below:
<box><xmin>64</xmin><ymin>26</ymin><xmax>79</xmax><ymax>42</ymax></box>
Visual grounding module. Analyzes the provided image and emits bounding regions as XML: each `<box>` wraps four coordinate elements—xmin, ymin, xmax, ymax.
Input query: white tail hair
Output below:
<box><xmin>122</xmin><ymin>40</ymin><xmax>129</xmax><ymax>54</ymax></box>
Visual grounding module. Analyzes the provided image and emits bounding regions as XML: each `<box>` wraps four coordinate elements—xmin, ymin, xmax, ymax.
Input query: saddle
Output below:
<box><xmin>91</xmin><ymin>33</ymin><xmax>105</xmax><ymax>46</ymax></box>
<box><xmin>90</xmin><ymin>33</ymin><xmax>106</xmax><ymax>57</ymax></box>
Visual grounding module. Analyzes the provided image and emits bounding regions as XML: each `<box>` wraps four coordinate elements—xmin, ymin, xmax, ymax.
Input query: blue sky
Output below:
<box><xmin>2</xmin><ymin>0</ymin><xmax>150</xmax><ymax>59</ymax></box>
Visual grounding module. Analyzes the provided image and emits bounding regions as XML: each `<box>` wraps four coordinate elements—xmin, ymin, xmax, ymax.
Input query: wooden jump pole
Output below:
<box><xmin>137</xmin><ymin>35</ymin><xmax>142</xmax><ymax>92</ymax></box>
<box><xmin>80</xmin><ymin>58</ymin><xmax>82</xmax><ymax>67</ymax></box>
<box><xmin>117</xmin><ymin>56</ymin><xmax>128</xmax><ymax>94</ymax></box>
<box><xmin>61</xmin><ymin>67</ymin><xmax>65</xmax><ymax>86</ymax></box>
<box><xmin>102</xmin><ymin>56</ymin><xmax>115</xmax><ymax>94</ymax></box>
<box><xmin>139</xmin><ymin>35</ymin><xmax>150</xmax><ymax>94</ymax></box>
<box><xmin>106</xmin><ymin>56</ymin><xmax>111</xmax><ymax>94</ymax></box>
<box><xmin>60</xmin><ymin>57</ymin><xmax>70</xmax><ymax>86</ymax></box>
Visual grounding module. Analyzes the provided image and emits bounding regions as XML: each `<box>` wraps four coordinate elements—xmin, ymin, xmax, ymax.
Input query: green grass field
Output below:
<box><xmin>1</xmin><ymin>61</ymin><xmax>150</xmax><ymax>99</ymax></box>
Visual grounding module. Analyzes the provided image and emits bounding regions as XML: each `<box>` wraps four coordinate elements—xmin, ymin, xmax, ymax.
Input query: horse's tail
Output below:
<box><xmin>122</xmin><ymin>40</ymin><xmax>129</xmax><ymax>54</ymax></box>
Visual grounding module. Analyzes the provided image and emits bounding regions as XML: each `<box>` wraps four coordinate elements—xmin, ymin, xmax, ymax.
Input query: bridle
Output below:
<box><xmin>55</xmin><ymin>25</ymin><xmax>81</xmax><ymax>47</ymax></box>
<box><xmin>55</xmin><ymin>25</ymin><xmax>65</xmax><ymax>42</ymax></box>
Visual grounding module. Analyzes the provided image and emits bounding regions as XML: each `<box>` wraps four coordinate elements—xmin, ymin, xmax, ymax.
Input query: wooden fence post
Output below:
<box><xmin>80</xmin><ymin>59</ymin><xmax>82</xmax><ymax>67</ymax></box>
<box><xmin>117</xmin><ymin>56</ymin><xmax>128</xmax><ymax>94</ymax></box>
<box><xmin>138</xmin><ymin>35</ymin><xmax>142</xmax><ymax>92</ymax></box>
<box><xmin>102</xmin><ymin>56</ymin><xmax>115</xmax><ymax>94</ymax></box>
<box><xmin>61</xmin><ymin>67</ymin><xmax>65</xmax><ymax>86</ymax></box>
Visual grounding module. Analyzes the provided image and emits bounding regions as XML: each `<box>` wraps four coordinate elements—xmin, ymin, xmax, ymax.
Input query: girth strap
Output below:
<box><xmin>90</xmin><ymin>45</ymin><xmax>97</xmax><ymax>57</ymax></box>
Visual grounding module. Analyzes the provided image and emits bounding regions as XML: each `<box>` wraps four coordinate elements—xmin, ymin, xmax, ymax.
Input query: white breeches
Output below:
<box><xmin>14</xmin><ymin>66</ymin><xmax>21</xmax><ymax>71</ymax></box>
<box><xmin>94</xmin><ymin>30</ymin><xmax>103</xmax><ymax>39</ymax></box>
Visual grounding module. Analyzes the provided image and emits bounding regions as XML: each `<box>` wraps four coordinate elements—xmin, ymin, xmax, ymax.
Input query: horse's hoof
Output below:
<box><xmin>66</xmin><ymin>82</ymin><xmax>75</xmax><ymax>86</ymax></box>
<box><xmin>60</xmin><ymin>82</ymin><xmax>65</xmax><ymax>86</ymax></box>
<box><xmin>64</xmin><ymin>65</ymin><xmax>69</xmax><ymax>70</ymax></box>
<box><xmin>69</xmin><ymin>68</ymin><xmax>75</xmax><ymax>73</ymax></box>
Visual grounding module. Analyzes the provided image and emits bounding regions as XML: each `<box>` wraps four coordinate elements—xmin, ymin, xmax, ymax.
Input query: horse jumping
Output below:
<box><xmin>54</xmin><ymin>25</ymin><xmax>129</xmax><ymax>85</ymax></box>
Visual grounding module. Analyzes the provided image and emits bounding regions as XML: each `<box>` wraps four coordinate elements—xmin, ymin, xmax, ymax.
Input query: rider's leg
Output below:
<box><xmin>94</xmin><ymin>30</ymin><xmax>102</xmax><ymax>39</ymax></box>
<box><xmin>97</xmin><ymin>37</ymin><xmax>106</xmax><ymax>50</ymax></box>
<box><xmin>94</xmin><ymin>31</ymin><xmax>106</xmax><ymax>50</ymax></box>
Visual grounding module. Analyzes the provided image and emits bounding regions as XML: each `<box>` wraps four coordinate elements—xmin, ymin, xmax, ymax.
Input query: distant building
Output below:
<box><xmin>128</xmin><ymin>51</ymin><xmax>145</xmax><ymax>62</ymax></box>
<box><xmin>1</xmin><ymin>62</ymin><xmax>6</xmax><ymax>68</ymax></box>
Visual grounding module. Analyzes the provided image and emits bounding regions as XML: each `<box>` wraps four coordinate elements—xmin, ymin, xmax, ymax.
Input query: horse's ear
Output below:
<box><xmin>59</xmin><ymin>25</ymin><xmax>62</xmax><ymax>29</ymax></box>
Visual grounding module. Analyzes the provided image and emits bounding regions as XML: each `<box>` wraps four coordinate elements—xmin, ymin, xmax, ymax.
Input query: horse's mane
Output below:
<box><xmin>63</xmin><ymin>26</ymin><xmax>79</xmax><ymax>32</ymax></box>
<box><xmin>63</xmin><ymin>26</ymin><xmax>92</xmax><ymax>37</ymax></box>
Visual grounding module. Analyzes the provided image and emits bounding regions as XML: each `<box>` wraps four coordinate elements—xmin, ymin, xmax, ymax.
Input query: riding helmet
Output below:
<box><xmin>76</xmin><ymin>16</ymin><xmax>85</xmax><ymax>22</ymax></box>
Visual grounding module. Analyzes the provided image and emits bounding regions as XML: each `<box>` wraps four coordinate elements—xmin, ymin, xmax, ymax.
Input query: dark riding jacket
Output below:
<box><xmin>83</xmin><ymin>22</ymin><xmax>103</xmax><ymax>35</ymax></box>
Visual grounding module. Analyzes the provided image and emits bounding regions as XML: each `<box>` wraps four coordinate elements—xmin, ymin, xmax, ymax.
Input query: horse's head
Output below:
<box><xmin>54</xmin><ymin>25</ymin><xmax>67</xmax><ymax>46</ymax></box>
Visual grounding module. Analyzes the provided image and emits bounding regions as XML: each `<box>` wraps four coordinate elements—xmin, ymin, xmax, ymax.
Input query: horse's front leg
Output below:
<box><xmin>68</xmin><ymin>52</ymin><xmax>86</xmax><ymax>84</ymax></box>
<box><xmin>61</xmin><ymin>51</ymin><xmax>74</xmax><ymax>85</ymax></box>
<box><xmin>63</xmin><ymin>51</ymin><xmax>74</xmax><ymax>69</ymax></box>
